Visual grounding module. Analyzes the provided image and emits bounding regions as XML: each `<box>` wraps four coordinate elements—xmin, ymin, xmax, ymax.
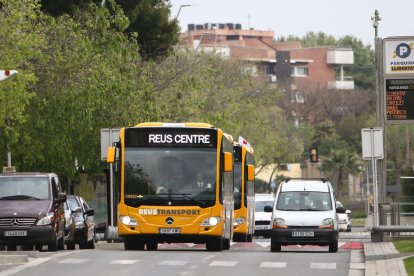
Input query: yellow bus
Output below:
<box><xmin>232</xmin><ymin>142</ymin><xmax>255</xmax><ymax>242</ymax></box>
<box><xmin>106</xmin><ymin>122</ymin><xmax>234</xmax><ymax>251</ymax></box>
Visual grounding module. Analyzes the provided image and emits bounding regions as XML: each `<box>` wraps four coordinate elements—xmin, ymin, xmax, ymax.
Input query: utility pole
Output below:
<box><xmin>372</xmin><ymin>10</ymin><xmax>387</xmax><ymax>219</ymax></box>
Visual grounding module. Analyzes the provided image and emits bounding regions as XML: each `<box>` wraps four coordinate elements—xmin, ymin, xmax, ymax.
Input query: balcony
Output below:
<box><xmin>328</xmin><ymin>77</ymin><xmax>355</xmax><ymax>90</ymax></box>
<box><xmin>327</xmin><ymin>48</ymin><xmax>354</xmax><ymax>65</ymax></box>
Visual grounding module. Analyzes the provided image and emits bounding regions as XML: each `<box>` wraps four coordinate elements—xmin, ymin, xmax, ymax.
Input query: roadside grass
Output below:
<box><xmin>350</xmin><ymin>218</ymin><xmax>365</xmax><ymax>227</ymax></box>
<box><xmin>404</xmin><ymin>257</ymin><xmax>414</xmax><ymax>276</ymax></box>
<box><xmin>394</xmin><ymin>240</ymin><xmax>414</xmax><ymax>253</ymax></box>
<box><xmin>394</xmin><ymin>240</ymin><xmax>414</xmax><ymax>275</ymax></box>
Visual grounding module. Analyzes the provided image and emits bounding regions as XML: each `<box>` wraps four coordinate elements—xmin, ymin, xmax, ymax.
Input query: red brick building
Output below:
<box><xmin>178</xmin><ymin>23</ymin><xmax>354</xmax><ymax>93</ymax></box>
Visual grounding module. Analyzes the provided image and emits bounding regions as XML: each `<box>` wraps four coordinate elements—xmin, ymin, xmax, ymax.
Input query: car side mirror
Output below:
<box><xmin>72</xmin><ymin>207</ymin><xmax>82</xmax><ymax>213</ymax></box>
<box><xmin>264</xmin><ymin>205</ymin><xmax>273</xmax><ymax>212</ymax></box>
<box><xmin>346</xmin><ymin>210</ymin><xmax>351</xmax><ymax>215</ymax></box>
<box><xmin>85</xmin><ymin>209</ymin><xmax>94</xmax><ymax>216</ymax></box>
<box><xmin>336</xmin><ymin>206</ymin><xmax>345</xmax><ymax>213</ymax></box>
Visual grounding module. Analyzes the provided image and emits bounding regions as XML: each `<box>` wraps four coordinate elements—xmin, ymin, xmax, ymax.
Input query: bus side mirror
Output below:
<box><xmin>224</xmin><ymin>152</ymin><xmax>233</xmax><ymax>172</ymax></box>
<box><xmin>106</xmin><ymin>147</ymin><xmax>116</xmax><ymax>163</ymax></box>
<box><xmin>247</xmin><ymin>165</ymin><xmax>255</xmax><ymax>181</ymax></box>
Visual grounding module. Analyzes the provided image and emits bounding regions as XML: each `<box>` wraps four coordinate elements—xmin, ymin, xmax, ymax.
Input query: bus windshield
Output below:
<box><xmin>233</xmin><ymin>164</ymin><xmax>242</xmax><ymax>210</ymax></box>
<box><xmin>124</xmin><ymin>148</ymin><xmax>217</xmax><ymax>207</ymax></box>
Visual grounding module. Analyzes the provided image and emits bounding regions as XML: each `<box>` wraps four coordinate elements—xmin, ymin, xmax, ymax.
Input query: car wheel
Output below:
<box><xmin>247</xmin><ymin>234</ymin><xmax>253</xmax><ymax>242</ymax></box>
<box><xmin>48</xmin><ymin>233</ymin><xmax>58</xmax><ymax>252</ymax></box>
<box><xmin>87</xmin><ymin>239</ymin><xmax>95</xmax><ymax>249</ymax></box>
<box><xmin>270</xmin><ymin>241</ymin><xmax>281</xmax><ymax>252</ymax></box>
<box><xmin>58</xmin><ymin>234</ymin><xmax>65</xmax><ymax>250</ymax></box>
<box><xmin>66</xmin><ymin>242</ymin><xmax>75</xmax><ymax>250</ymax></box>
<box><xmin>329</xmin><ymin>241</ymin><xmax>338</xmax><ymax>253</ymax></box>
<box><xmin>35</xmin><ymin>244</ymin><xmax>43</xmax><ymax>251</ymax></box>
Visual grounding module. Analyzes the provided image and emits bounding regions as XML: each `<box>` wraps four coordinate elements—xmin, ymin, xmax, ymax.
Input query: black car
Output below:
<box><xmin>65</xmin><ymin>195</ymin><xmax>95</xmax><ymax>249</ymax></box>
<box><xmin>0</xmin><ymin>172</ymin><xmax>67</xmax><ymax>251</ymax></box>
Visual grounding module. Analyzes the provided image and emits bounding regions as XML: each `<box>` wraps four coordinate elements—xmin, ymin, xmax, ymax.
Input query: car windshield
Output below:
<box><xmin>67</xmin><ymin>197</ymin><xmax>80</xmax><ymax>210</ymax></box>
<box><xmin>123</xmin><ymin>148</ymin><xmax>217</xmax><ymax>207</ymax></box>
<box><xmin>276</xmin><ymin>191</ymin><xmax>332</xmax><ymax>211</ymax></box>
<box><xmin>0</xmin><ymin>177</ymin><xmax>50</xmax><ymax>200</ymax></box>
<box><xmin>255</xmin><ymin>200</ymin><xmax>274</xmax><ymax>212</ymax></box>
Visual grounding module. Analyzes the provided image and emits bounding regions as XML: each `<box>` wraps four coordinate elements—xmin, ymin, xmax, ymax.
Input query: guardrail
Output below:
<box><xmin>371</xmin><ymin>225</ymin><xmax>414</xmax><ymax>242</ymax></box>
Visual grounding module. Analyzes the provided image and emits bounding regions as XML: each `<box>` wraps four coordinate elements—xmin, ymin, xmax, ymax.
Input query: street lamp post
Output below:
<box><xmin>175</xmin><ymin>4</ymin><xmax>193</xmax><ymax>20</ymax></box>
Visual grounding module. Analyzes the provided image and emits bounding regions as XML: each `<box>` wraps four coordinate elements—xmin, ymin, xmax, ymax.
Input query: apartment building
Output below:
<box><xmin>178</xmin><ymin>23</ymin><xmax>354</xmax><ymax>93</ymax></box>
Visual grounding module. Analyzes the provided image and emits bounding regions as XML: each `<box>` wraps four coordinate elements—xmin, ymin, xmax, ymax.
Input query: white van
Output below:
<box><xmin>265</xmin><ymin>178</ymin><xmax>339</xmax><ymax>252</ymax></box>
<box><xmin>254</xmin><ymin>193</ymin><xmax>275</xmax><ymax>237</ymax></box>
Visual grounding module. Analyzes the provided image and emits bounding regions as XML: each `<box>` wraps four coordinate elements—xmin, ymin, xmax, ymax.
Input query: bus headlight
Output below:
<box><xmin>233</xmin><ymin>217</ymin><xmax>246</xmax><ymax>226</ymax></box>
<box><xmin>37</xmin><ymin>213</ymin><xmax>54</xmax><ymax>226</ymax></box>
<box><xmin>201</xmin><ymin>216</ymin><xmax>221</xmax><ymax>226</ymax></box>
<box><xmin>120</xmin><ymin>215</ymin><xmax>138</xmax><ymax>226</ymax></box>
<box><xmin>320</xmin><ymin>218</ymin><xmax>334</xmax><ymax>229</ymax></box>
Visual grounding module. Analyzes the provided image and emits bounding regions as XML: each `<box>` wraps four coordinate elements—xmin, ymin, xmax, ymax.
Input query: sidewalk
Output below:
<box><xmin>363</xmin><ymin>214</ymin><xmax>408</xmax><ymax>276</ymax></box>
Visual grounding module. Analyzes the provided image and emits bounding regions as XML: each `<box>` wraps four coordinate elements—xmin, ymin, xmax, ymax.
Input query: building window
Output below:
<box><xmin>291</xmin><ymin>66</ymin><xmax>309</xmax><ymax>77</ymax></box>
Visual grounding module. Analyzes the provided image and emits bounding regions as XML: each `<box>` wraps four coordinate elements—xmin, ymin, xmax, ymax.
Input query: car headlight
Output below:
<box><xmin>37</xmin><ymin>213</ymin><xmax>54</xmax><ymax>226</ymax></box>
<box><xmin>119</xmin><ymin>215</ymin><xmax>138</xmax><ymax>226</ymax></box>
<box><xmin>272</xmin><ymin>218</ymin><xmax>287</xmax><ymax>229</ymax></box>
<box><xmin>320</xmin><ymin>218</ymin><xmax>334</xmax><ymax>229</ymax></box>
<box><xmin>233</xmin><ymin>217</ymin><xmax>246</xmax><ymax>226</ymax></box>
<box><xmin>201</xmin><ymin>216</ymin><xmax>221</xmax><ymax>226</ymax></box>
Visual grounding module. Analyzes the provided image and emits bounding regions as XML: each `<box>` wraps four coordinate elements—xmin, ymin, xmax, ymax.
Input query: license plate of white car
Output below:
<box><xmin>292</xmin><ymin>231</ymin><xmax>314</xmax><ymax>237</ymax></box>
<box><xmin>255</xmin><ymin>225</ymin><xmax>270</xmax><ymax>230</ymax></box>
<box><xmin>5</xmin><ymin>230</ymin><xmax>27</xmax><ymax>237</ymax></box>
<box><xmin>159</xmin><ymin>228</ymin><xmax>181</xmax><ymax>234</ymax></box>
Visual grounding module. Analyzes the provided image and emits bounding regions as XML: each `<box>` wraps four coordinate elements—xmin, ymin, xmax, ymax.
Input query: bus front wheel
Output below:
<box><xmin>206</xmin><ymin>237</ymin><xmax>223</xmax><ymax>251</ymax></box>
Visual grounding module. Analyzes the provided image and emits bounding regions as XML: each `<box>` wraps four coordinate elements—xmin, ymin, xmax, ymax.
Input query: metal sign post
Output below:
<box><xmin>362</xmin><ymin>128</ymin><xmax>384</xmax><ymax>227</ymax></box>
<box><xmin>100</xmin><ymin>128</ymin><xmax>120</xmax><ymax>231</ymax></box>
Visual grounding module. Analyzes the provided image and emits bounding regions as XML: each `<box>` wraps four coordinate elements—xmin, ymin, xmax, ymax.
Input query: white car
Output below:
<box><xmin>336</xmin><ymin>201</ymin><xmax>351</xmax><ymax>232</ymax></box>
<box><xmin>267</xmin><ymin>178</ymin><xmax>340</xmax><ymax>252</ymax></box>
<box><xmin>254</xmin><ymin>193</ymin><xmax>275</xmax><ymax>237</ymax></box>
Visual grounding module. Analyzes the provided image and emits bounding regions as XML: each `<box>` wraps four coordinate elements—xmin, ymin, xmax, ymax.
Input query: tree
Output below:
<box><xmin>0</xmin><ymin>0</ymin><xmax>47</xmax><ymax>166</ymax></box>
<box><xmin>116</xmin><ymin>0</ymin><xmax>179</xmax><ymax>59</ymax></box>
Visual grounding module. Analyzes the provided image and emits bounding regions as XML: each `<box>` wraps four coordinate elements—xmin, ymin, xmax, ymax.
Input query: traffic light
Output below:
<box><xmin>310</xmin><ymin>147</ymin><xmax>318</xmax><ymax>163</ymax></box>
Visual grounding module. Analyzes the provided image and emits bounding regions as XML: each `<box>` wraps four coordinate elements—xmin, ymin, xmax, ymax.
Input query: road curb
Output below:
<box><xmin>0</xmin><ymin>255</ymin><xmax>29</xmax><ymax>264</ymax></box>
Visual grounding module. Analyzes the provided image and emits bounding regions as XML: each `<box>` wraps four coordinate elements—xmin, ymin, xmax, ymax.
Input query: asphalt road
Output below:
<box><xmin>0</xmin><ymin>230</ymin><xmax>370</xmax><ymax>276</ymax></box>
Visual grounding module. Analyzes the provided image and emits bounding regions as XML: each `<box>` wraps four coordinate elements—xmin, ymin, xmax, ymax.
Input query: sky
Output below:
<box><xmin>170</xmin><ymin>0</ymin><xmax>414</xmax><ymax>46</ymax></box>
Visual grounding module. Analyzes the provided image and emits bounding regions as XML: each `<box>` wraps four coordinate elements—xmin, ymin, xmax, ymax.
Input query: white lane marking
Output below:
<box><xmin>0</xmin><ymin>258</ymin><xmax>50</xmax><ymax>276</ymax></box>
<box><xmin>259</xmin><ymin>262</ymin><xmax>287</xmax><ymax>268</ymax></box>
<box><xmin>310</xmin><ymin>263</ymin><xmax>336</xmax><ymax>269</ymax></box>
<box><xmin>338</xmin><ymin>242</ymin><xmax>346</xmax><ymax>247</ymax></box>
<box><xmin>230</xmin><ymin>242</ymin><xmax>237</xmax><ymax>246</ymax></box>
<box><xmin>109</xmin><ymin>260</ymin><xmax>140</xmax><ymax>264</ymax></box>
<box><xmin>59</xmin><ymin>258</ymin><xmax>89</xmax><ymax>264</ymax></box>
<box><xmin>202</xmin><ymin>255</ymin><xmax>216</xmax><ymax>261</ymax></box>
<box><xmin>159</xmin><ymin>260</ymin><xmax>188</xmax><ymax>266</ymax></box>
<box><xmin>185</xmin><ymin>243</ymin><xmax>195</xmax><ymax>248</ymax></box>
<box><xmin>256</xmin><ymin>242</ymin><xmax>271</xmax><ymax>247</ymax></box>
<box><xmin>209</xmin><ymin>261</ymin><xmax>237</xmax><ymax>267</ymax></box>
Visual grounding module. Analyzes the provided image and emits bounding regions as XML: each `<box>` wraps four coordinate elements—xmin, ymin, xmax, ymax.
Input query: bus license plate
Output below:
<box><xmin>292</xmin><ymin>231</ymin><xmax>314</xmax><ymax>237</ymax></box>
<box><xmin>5</xmin><ymin>230</ymin><xmax>27</xmax><ymax>237</ymax></box>
<box><xmin>159</xmin><ymin>228</ymin><xmax>181</xmax><ymax>234</ymax></box>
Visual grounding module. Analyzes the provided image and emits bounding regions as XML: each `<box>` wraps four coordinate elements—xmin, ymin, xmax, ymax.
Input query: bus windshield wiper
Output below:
<box><xmin>0</xmin><ymin>195</ymin><xmax>42</xmax><ymax>200</ymax></box>
<box><xmin>157</xmin><ymin>193</ymin><xmax>206</xmax><ymax>205</ymax></box>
